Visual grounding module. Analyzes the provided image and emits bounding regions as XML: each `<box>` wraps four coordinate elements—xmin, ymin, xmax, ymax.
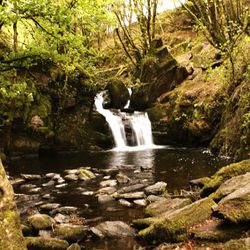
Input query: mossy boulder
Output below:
<box><xmin>145</xmin><ymin>198</ymin><xmax>191</xmax><ymax>216</ymax></box>
<box><xmin>53</xmin><ymin>224</ymin><xmax>87</xmax><ymax>242</ymax></box>
<box><xmin>0</xmin><ymin>159</ymin><xmax>26</xmax><ymax>250</ymax></box>
<box><xmin>134</xmin><ymin>197</ymin><xmax>216</xmax><ymax>243</ymax></box>
<box><xmin>78</xmin><ymin>168</ymin><xmax>95</xmax><ymax>180</ymax></box>
<box><xmin>106</xmin><ymin>78</ymin><xmax>129</xmax><ymax>109</ymax></box>
<box><xmin>27</xmin><ymin>214</ymin><xmax>55</xmax><ymax>231</ymax></box>
<box><xmin>213</xmin><ymin>182</ymin><xmax>250</xmax><ymax>223</ymax></box>
<box><xmin>201</xmin><ymin>159</ymin><xmax>250</xmax><ymax>197</ymax></box>
<box><xmin>25</xmin><ymin>237</ymin><xmax>69</xmax><ymax>250</ymax></box>
<box><xmin>224</xmin><ymin>238</ymin><xmax>250</xmax><ymax>250</ymax></box>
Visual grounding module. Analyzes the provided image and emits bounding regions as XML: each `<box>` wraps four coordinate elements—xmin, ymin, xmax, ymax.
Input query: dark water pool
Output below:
<box><xmin>7</xmin><ymin>147</ymin><xmax>232</xmax><ymax>250</ymax></box>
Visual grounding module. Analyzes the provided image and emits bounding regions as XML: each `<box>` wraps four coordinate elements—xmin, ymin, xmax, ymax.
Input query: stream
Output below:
<box><xmin>7</xmin><ymin>147</ymin><xmax>231</xmax><ymax>249</ymax></box>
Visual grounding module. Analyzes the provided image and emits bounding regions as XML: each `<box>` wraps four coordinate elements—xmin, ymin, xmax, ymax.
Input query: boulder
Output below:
<box><xmin>224</xmin><ymin>238</ymin><xmax>250</xmax><ymax>250</ymax></box>
<box><xmin>27</xmin><ymin>214</ymin><xmax>55</xmax><ymax>231</ymax></box>
<box><xmin>90</xmin><ymin>221</ymin><xmax>135</xmax><ymax>238</ymax></box>
<box><xmin>78</xmin><ymin>168</ymin><xmax>95</xmax><ymax>181</ymax></box>
<box><xmin>201</xmin><ymin>159</ymin><xmax>250</xmax><ymax>197</ymax></box>
<box><xmin>25</xmin><ymin>237</ymin><xmax>69</xmax><ymax>250</ymax></box>
<box><xmin>213</xmin><ymin>182</ymin><xmax>250</xmax><ymax>223</ymax></box>
<box><xmin>134</xmin><ymin>197</ymin><xmax>216</xmax><ymax>242</ymax></box>
<box><xmin>145</xmin><ymin>181</ymin><xmax>167</xmax><ymax>195</ymax></box>
<box><xmin>53</xmin><ymin>224</ymin><xmax>87</xmax><ymax>242</ymax></box>
<box><xmin>0</xmin><ymin>159</ymin><xmax>26</xmax><ymax>249</ymax></box>
<box><xmin>145</xmin><ymin>198</ymin><xmax>191</xmax><ymax>216</ymax></box>
<box><xmin>106</xmin><ymin>78</ymin><xmax>130</xmax><ymax>109</ymax></box>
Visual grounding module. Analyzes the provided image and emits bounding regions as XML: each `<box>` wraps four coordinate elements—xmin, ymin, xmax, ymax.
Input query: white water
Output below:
<box><xmin>124</xmin><ymin>88</ymin><xmax>132</xmax><ymax>109</ymax></box>
<box><xmin>94</xmin><ymin>91</ymin><xmax>160</xmax><ymax>151</ymax></box>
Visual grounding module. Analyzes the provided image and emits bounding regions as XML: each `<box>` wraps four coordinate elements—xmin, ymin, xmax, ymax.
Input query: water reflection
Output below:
<box><xmin>108</xmin><ymin>149</ymin><xmax>155</xmax><ymax>169</ymax></box>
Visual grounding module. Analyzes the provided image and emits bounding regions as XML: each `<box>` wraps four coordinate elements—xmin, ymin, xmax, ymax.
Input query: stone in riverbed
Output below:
<box><xmin>53</xmin><ymin>224</ymin><xmax>87</xmax><ymax>242</ymax></box>
<box><xmin>112</xmin><ymin>191</ymin><xmax>145</xmax><ymax>199</ymax></box>
<box><xmin>145</xmin><ymin>181</ymin><xmax>167</xmax><ymax>195</ymax></box>
<box><xmin>21</xmin><ymin>174</ymin><xmax>42</xmax><ymax>180</ymax></box>
<box><xmin>10</xmin><ymin>177</ymin><xmax>25</xmax><ymax>186</ymax></box>
<box><xmin>97</xmin><ymin>194</ymin><xmax>114</xmax><ymax>203</ymax></box>
<box><xmin>39</xmin><ymin>229</ymin><xmax>52</xmax><ymax>238</ymax></box>
<box><xmin>40</xmin><ymin>203</ymin><xmax>61</xmax><ymax>212</ymax></box>
<box><xmin>27</xmin><ymin>214</ymin><xmax>55</xmax><ymax>230</ymax></box>
<box><xmin>119</xmin><ymin>199</ymin><xmax>133</xmax><ymax>207</ymax></box>
<box><xmin>116</xmin><ymin>173</ymin><xmax>130</xmax><ymax>184</ymax></box>
<box><xmin>134</xmin><ymin>199</ymin><xmax>148</xmax><ymax>206</ymax></box>
<box><xmin>64</xmin><ymin>174</ymin><xmax>78</xmax><ymax>181</ymax></box>
<box><xmin>78</xmin><ymin>168</ymin><xmax>95</xmax><ymax>180</ymax></box>
<box><xmin>42</xmin><ymin>180</ymin><xmax>55</xmax><ymax>187</ymax></box>
<box><xmin>64</xmin><ymin>169</ymin><xmax>80</xmax><ymax>175</ymax></box>
<box><xmin>90</xmin><ymin>221</ymin><xmax>135</xmax><ymax>238</ymax></box>
<box><xmin>224</xmin><ymin>238</ymin><xmax>250</xmax><ymax>250</ymax></box>
<box><xmin>54</xmin><ymin>214</ymin><xmax>70</xmax><ymax>224</ymax></box>
<box><xmin>97</xmin><ymin>186</ymin><xmax>117</xmax><ymax>195</ymax></box>
<box><xmin>20</xmin><ymin>184</ymin><xmax>37</xmax><ymax>190</ymax></box>
<box><xmin>100</xmin><ymin>179</ymin><xmax>117</xmax><ymax>187</ymax></box>
<box><xmin>189</xmin><ymin>177</ymin><xmax>211</xmax><ymax>188</ymax></box>
<box><xmin>147</xmin><ymin>195</ymin><xmax>166</xmax><ymax>203</ymax></box>
<box><xmin>28</xmin><ymin>187</ymin><xmax>42</xmax><ymax>194</ymax></box>
<box><xmin>25</xmin><ymin>237</ymin><xmax>69</xmax><ymax>250</ymax></box>
<box><xmin>117</xmin><ymin>183</ymin><xmax>145</xmax><ymax>194</ymax></box>
<box><xmin>67</xmin><ymin>243</ymin><xmax>81</xmax><ymax>250</ymax></box>
<box><xmin>46</xmin><ymin>173</ymin><xmax>57</xmax><ymax>178</ymax></box>
<box><xmin>51</xmin><ymin>206</ymin><xmax>78</xmax><ymax>215</ymax></box>
<box><xmin>145</xmin><ymin>197</ymin><xmax>191</xmax><ymax>216</ymax></box>
<box><xmin>213</xmin><ymin>182</ymin><xmax>250</xmax><ymax>223</ymax></box>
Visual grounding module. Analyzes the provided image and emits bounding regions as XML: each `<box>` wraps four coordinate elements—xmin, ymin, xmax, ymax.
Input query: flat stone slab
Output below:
<box><xmin>112</xmin><ymin>191</ymin><xmax>145</xmax><ymax>199</ymax></box>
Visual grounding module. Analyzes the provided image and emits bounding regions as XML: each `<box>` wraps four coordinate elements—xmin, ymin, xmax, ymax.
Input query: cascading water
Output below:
<box><xmin>94</xmin><ymin>90</ymin><xmax>158</xmax><ymax>151</ymax></box>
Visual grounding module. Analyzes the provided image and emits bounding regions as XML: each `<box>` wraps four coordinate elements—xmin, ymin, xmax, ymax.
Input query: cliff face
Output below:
<box><xmin>0</xmin><ymin>159</ymin><xmax>26</xmax><ymax>250</ymax></box>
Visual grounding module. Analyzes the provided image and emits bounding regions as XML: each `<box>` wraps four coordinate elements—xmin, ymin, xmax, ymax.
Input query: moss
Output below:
<box><xmin>201</xmin><ymin>159</ymin><xmax>250</xmax><ymax>197</ymax></box>
<box><xmin>27</xmin><ymin>214</ymin><xmax>54</xmax><ymax>231</ymax></box>
<box><xmin>224</xmin><ymin>238</ymin><xmax>250</xmax><ymax>250</ymax></box>
<box><xmin>25</xmin><ymin>237</ymin><xmax>69</xmax><ymax>250</ymax></box>
<box><xmin>53</xmin><ymin>225</ymin><xmax>86</xmax><ymax>242</ymax></box>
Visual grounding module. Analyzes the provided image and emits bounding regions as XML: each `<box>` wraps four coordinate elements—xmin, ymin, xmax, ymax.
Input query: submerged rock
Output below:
<box><xmin>27</xmin><ymin>214</ymin><xmax>55</xmax><ymax>230</ymax></box>
<box><xmin>26</xmin><ymin>237</ymin><xmax>69</xmax><ymax>250</ymax></box>
<box><xmin>90</xmin><ymin>221</ymin><xmax>135</xmax><ymax>238</ymax></box>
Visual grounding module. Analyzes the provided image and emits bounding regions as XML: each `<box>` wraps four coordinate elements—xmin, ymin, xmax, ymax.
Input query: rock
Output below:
<box><xmin>145</xmin><ymin>198</ymin><xmax>191</xmax><ymax>216</ymax></box>
<box><xmin>201</xmin><ymin>159</ymin><xmax>250</xmax><ymax>197</ymax></box>
<box><xmin>100</xmin><ymin>179</ymin><xmax>117</xmax><ymax>187</ymax></box>
<box><xmin>189</xmin><ymin>177</ymin><xmax>211</xmax><ymax>188</ymax></box>
<box><xmin>82</xmin><ymin>191</ymin><xmax>94</xmax><ymax>196</ymax></box>
<box><xmin>57</xmin><ymin>178</ymin><xmax>65</xmax><ymax>184</ymax></box>
<box><xmin>97</xmin><ymin>186</ymin><xmax>117</xmax><ymax>195</ymax></box>
<box><xmin>39</xmin><ymin>230</ymin><xmax>52</xmax><ymax>238</ymax></box>
<box><xmin>54</xmin><ymin>214</ymin><xmax>70</xmax><ymax>224</ymax></box>
<box><xmin>103</xmin><ymin>175</ymin><xmax>111</xmax><ymax>180</ymax></box>
<box><xmin>134</xmin><ymin>199</ymin><xmax>147</xmax><ymax>206</ymax></box>
<box><xmin>0</xmin><ymin>163</ymin><xmax>25</xmax><ymax>250</ymax></box>
<box><xmin>40</xmin><ymin>203</ymin><xmax>61</xmax><ymax>212</ymax></box>
<box><xmin>29</xmin><ymin>187</ymin><xmax>42</xmax><ymax>194</ymax></box>
<box><xmin>10</xmin><ymin>177</ymin><xmax>25</xmax><ymax>186</ymax></box>
<box><xmin>21</xmin><ymin>174</ymin><xmax>42</xmax><ymax>180</ymax></box>
<box><xmin>101</xmin><ymin>167</ymin><xmax>119</xmax><ymax>177</ymax></box>
<box><xmin>78</xmin><ymin>168</ymin><xmax>95</xmax><ymax>180</ymax></box>
<box><xmin>45</xmin><ymin>173</ymin><xmax>57</xmax><ymax>178</ymax></box>
<box><xmin>20</xmin><ymin>184</ymin><xmax>37</xmax><ymax>190</ymax></box>
<box><xmin>97</xmin><ymin>194</ymin><xmax>114</xmax><ymax>203</ymax></box>
<box><xmin>21</xmin><ymin>224</ymin><xmax>33</xmax><ymax>236</ymax></box>
<box><xmin>42</xmin><ymin>194</ymin><xmax>51</xmax><ymax>199</ymax></box>
<box><xmin>42</xmin><ymin>180</ymin><xmax>55</xmax><ymax>187</ymax></box>
<box><xmin>116</xmin><ymin>173</ymin><xmax>130</xmax><ymax>184</ymax></box>
<box><xmin>147</xmin><ymin>195</ymin><xmax>166</xmax><ymax>203</ymax></box>
<box><xmin>145</xmin><ymin>181</ymin><xmax>167</xmax><ymax>195</ymax></box>
<box><xmin>106</xmin><ymin>78</ymin><xmax>130</xmax><ymax>109</ymax></box>
<box><xmin>214</xmin><ymin>182</ymin><xmax>250</xmax><ymax>223</ymax></box>
<box><xmin>51</xmin><ymin>206</ymin><xmax>78</xmax><ymax>215</ymax></box>
<box><xmin>224</xmin><ymin>238</ymin><xmax>250</xmax><ymax>250</ymax></box>
<box><xmin>53</xmin><ymin>174</ymin><xmax>62</xmax><ymax>180</ymax></box>
<box><xmin>117</xmin><ymin>183</ymin><xmax>145</xmax><ymax>194</ymax></box>
<box><xmin>90</xmin><ymin>221</ymin><xmax>135</xmax><ymax>238</ymax></box>
<box><xmin>25</xmin><ymin>237</ymin><xmax>69</xmax><ymax>250</ymax></box>
<box><xmin>55</xmin><ymin>184</ymin><xmax>68</xmax><ymax>188</ymax></box>
<box><xmin>118</xmin><ymin>199</ymin><xmax>133</xmax><ymax>207</ymax></box>
<box><xmin>134</xmin><ymin>197</ymin><xmax>216</xmax><ymax>242</ymax></box>
<box><xmin>112</xmin><ymin>191</ymin><xmax>145</xmax><ymax>200</ymax></box>
<box><xmin>67</xmin><ymin>243</ymin><xmax>81</xmax><ymax>250</ymax></box>
<box><xmin>27</xmin><ymin>214</ymin><xmax>55</xmax><ymax>230</ymax></box>
<box><xmin>190</xmin><ymin>218</ymin><xmax>249</xmax><ymax>242</ymax></box>
<box><xmin>64</xmin><ymin>174</ymin><xmax>78</xmax><ymax>181</ymax></box>
<box><xmin>211</xmin><ymin>172</ymin><xmax>250</xmax><ymax>201</ymax></box>
<box><xmin>64</xmin><ymin>169</ymin><xmax>80</xmax><ymax>175</ymax></box>
<box><xmin>53</xmin><ymin>224</ymin><xmax>87</xmax><ymax>242</ymax></box>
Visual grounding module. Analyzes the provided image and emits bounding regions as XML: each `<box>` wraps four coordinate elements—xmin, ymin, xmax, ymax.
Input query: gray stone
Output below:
<box><xmin>134</xmin><ymin>199</ymin><xmax>147</xmax><ymax>206</ymax></box>
<box><xmin>97</xmin><ymin>194</ymin><xmax>114</xmax><ymax>203</ymax></box>
<box><xmin>147</xmin><ymin>195</ymin><xmax>166</xmax><ymax>202</ymax></box>
<box><xmin>118</xmin><ymin>199</ymin><xmax>133</xmax><ymax>207</ymax></box>
<box><xmin>116</xmin><ymin>173</ymin><xmax>130</xmax><ymax>184</ymax></box>
<box><xmin>21</xmin><ymin>174</ymin><xmax>42</xmax><ymax>180</ymax></box>
<box><xmin>64</xmin><ymin>174</ymin><xmax>78</xmax><ymax>181</ymax></box>
<box><xmin>40</xmin><ymin>203</ymin><xmax>61</xmax><ymax>211</ymax></box>
<box><xmin>42</xmin><ymin>180</ymin><xmax>55</xmax><ymax>187</ymax></box>
<box><xmin>57</xmin><ymin>178</ymin><xmax>65</xmax><ymax>184</ymax></box>
<box><xmin>64</xmin><ymin>169</ymin><xmax>80</xmax><ymax>175</ymax></box>
<box><xmin>46</xmin><ymin>173</ymin><xmax>57</xmax><ymax>178</ymax></box>
<box><xmin>82</xmin><ymin>191</ymin><xmax>94</xmax><ymax>196</ymax></box>
<box><xmin>38</xmin><ymin>229</ymin><xmax>52</xmax><ymax>238</ymax></box>
<box><xmin>117</xmin><ymin>183</ymin><xmax>145</xmax><ymax>194</ymax></box>
<box><xmin>10</xmin><ymin>178</ymin><xmax>25</xmax><ymax>186</ymax></box>
<box><xmin>145</xmin><ymin>181</ymin><xmax>167</xmax><ymax>195</ymax></box>
<box><xmin>97</xmin><ymin>186</ymin><xmax>117</xmax><ymax>195</ymax></box>
<box><xmin>55</xmin><ymin>184</ymin><xmax>68</xmax><ymax>188</ymax></box>
<box><xmin>112</xmin><ymin>191</ymin><xmax>145</xmax><ymax>199</ymax></box>
<box><xmin>90</xmin><ymin>221</ymin><xmax>135</xmax><ymax>238</ymax></box>
<box><xmin>53</xmin><ymin>174</ymin><xmax>62</xmax><ymax>180</ymax></box>
<box><xmin>100</xmin><ymin>179</ymin><xmax>117</xmax><ymax>187</ymax></box>
<box><xmin>52</xmin><ymin>206</ymin><xmax>78</xmax><ymax>215</ymax></box>
<box><xmin>54</xmin><ymin>214</ymin><xmax>70</xmax><ymax>224</ymax></box>
<box><xmin>20</xmin><ymin>184</ymin><xmax>37</xmax><ymax>190</ymax></box>
<box><xmin>29</xmin><ymin>187</ymin><xmax>42</xmax><ymax>194</ymax></box>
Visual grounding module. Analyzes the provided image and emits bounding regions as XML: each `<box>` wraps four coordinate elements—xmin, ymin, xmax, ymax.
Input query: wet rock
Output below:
<box><xmin>119</xmin><ymin>199</ymin><xmax>133</xmax><ymax>207</ymax></box>
<box><xmin>134</xmin><ymin>199</ymin><xmax>147</xmax><ymax>206</ymax></box>
<box><xmin>134</xmin><ymin>197</ymin><xmax>216</xmax><ymax>242</ymax></box>
<box><xmin>10</xmin><ymin>177</ymin><xmax>25</xmax><ymax>186</ymax></box>
<box><xmin>113</xmin><ymin>191</ymin><xmax>145</xmax><ymax>200</ymax></box>
<box><xmin>55</xmin><ymin>184</ymin><xmax>68</xmax><ymax>189</ymax></box>
<box><xmin>53</xmin><ymin>224</ymin><xmax>87</xmax><ymax>242</ymax></box>
<box><xmin>42</xmin><ymin>194</ymin><xmax>51</xmax><ymax>199</ymax></box>
<box><xmin>213</xmin><ymin>182</ymin><xmax>250</xmax><ymax>223</ymax></box>
<box><xmin>46</xmin><ymin>173</ymin><xmax>57</xmax><ymax>179</ymax></box>
<box><xmin>90</xmin><ymin>221</ymin><xmax>135</xmax><ymax>238</ymax></box>
<box><xmin>39</xmin><ymin>230</ymin><xmax>52</xmax><ymax>238</ymax></box>
<box><xmin>57</xmin><ymin>178</ymin><xmax>65</xmax><ymax>184</ymax></box>
<box><xmin>82</xmin><ymin>191</ymin><xmax>94</xmax><ymax>196</ymax></box>
<box><xmin>211</xmin><ymin>172</ymin><xmax>250</xmax><ymax>201</ymax></box>
<box><xmin>190</xmin><ymin>218</ymin><xmax>249</xmax><ymax>242</ymax></box>
<box><xmin>42</xmin><ymin>180</ymin><xmax>55</xmax><ymax>187</ymax></box>
<box><xmin>26</xmin><ymin>237</ymin><xmax>69</xmax><ymax>250</ymax></box>
<box><xmin>54</xmin><ymin>214</ymin><xmax>70</xmax><ymax>224</ymax></box>
<box><xmin>97</xmin><ymin>194</ymin><xmax>114</xmax><ymax>204</ymax></box>
<box><xmin>145</xmin><ymin>198</ymin><xmax>191</xmax><ymax>216</ymax></box>
<box><xmin>145</xmin><ymin>181</ymin><xmax>167</xmax><ymax>195</ymax></box>
<box><xmin>67</xmin><ymin>243</ymin><xmax>81</xmax><ymax>250</ymax></box>
<box><xmin>116</xmin><ymin>173</ymin><xmax>130</xmax><ymax>184</ymax></box>
<box><xmin>78</xmin><ymin>168</ymin><xmax>95</xmax><ymax>180</ymax></box>
<box><xmin>53</xmin><ymin>174</ymin><xmax>62</xmax><ymax>180</ymax></box>
<box><xmin>27</xmin><ymin>214</ymin><xmax>55</xmax><ymax>230</ymax></box>
<box><xmin>21</xmin><ymin>174</ymin><xmax>42</xmax><ymax>180</ymax></box>
<box><xmin>29</xmin><ymin>187</ymin><xmax>42</xmax><ymax>194</ymax></box>
<box><xmin>64</xmin><ymin>174</ymin><xmax>78</xmax><ymax>182</ymax></box>
<box><xmin>147</xmin><ymin>195</ymin><xmax>166</xmax><ymax>202</ymax></box>
<box><xmin>117</xmin><ymin>183</ymin><xmax>145</xmax><ymax>194</ymax></box>
<box><xmin>40</xmin><ymin>203</ymin><xmax>61</xmax><ymax>212</ymax></box>
<box><xmin>224</xmin><ymin>238</ymin><xmax>250</xmax><ymax>250</ymax></box>
<box><xmin>100</xmin><ymin>179</ymin><xmax>117</xmax><ymax>187</ymax></box>
<box><xmin>64</xmin><ymin>169</ymin><xmax>79</xmax><ymax>175</ymax></box>
<box><xmin>101</xmin><ymin>166</ymin><xmax>119</xmax><ymax>177</ymax></box>
<box><xmin>103</xmin><ymin>175</ymin><xmax>111</xmax><ymax>180</ymax></box>
<box><xmin>51</xmin><ymin>206</ymin><xmax>78</xmax><ymax>215</ymax></box>
<box><xmin>20</xmin><ymin>184</ymin><xmax>37</xmax><ymax>190</ymax></box>
<box><xmin>189</xmin><ymin>177</ymin><xmax>211</xmax><ymax>188</ymax></box>
<box><xmin>97</xmin><ymin>186</ymin><xmax>117</xmax><ymax>195</ymax></box>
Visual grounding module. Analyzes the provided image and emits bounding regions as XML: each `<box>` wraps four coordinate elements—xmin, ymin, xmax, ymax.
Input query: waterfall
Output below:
<box><xmin>94</xmin><ymin>90</ymin><xmax>157</xmax><ymax>151</ymax></box>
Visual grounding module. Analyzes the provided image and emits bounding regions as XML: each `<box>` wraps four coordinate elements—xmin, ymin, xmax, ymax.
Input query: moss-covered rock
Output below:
<box><xmin>134</xmin><ymin>197</ymin><xmax>216</xmax><ymax>243</ymax></box>
<box><xmin>201</xmin><ymin>159</ymin><xmax>250</xmax><ymax>197</ymax></box>
<box><xmin>224</xmin><ymin>238</ymin><xmax>250</xmax><ymax>250</ymax></box>
<box><xmin>78</xmin><ymin>168</ymin><xmax>95</xmax><ymax>180</ymax></box>
<box><xmin>25</xmin><ymin>237</ymin><xmax>69</xmax><ymax>250</ymax></box>
<box><xmin>53</xmin><ymin>224</ymin><xmax>86</xmax><ymax>242</ymax></box>
<box><xmin>0</xmin><ymin>159</ymin><xmax>26</xmax><ymax>250</ymax></box>
<box><xmin>27</xmin><ymin>214</ymin><xmax>55</xmax><ymax>231</ymax></box>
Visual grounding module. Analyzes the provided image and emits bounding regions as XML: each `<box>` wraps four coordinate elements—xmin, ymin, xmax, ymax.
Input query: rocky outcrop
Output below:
<box><xmin>0</xmin><ymin>159</ymin><xmax>26</xmax><ymax>249</ymax></box>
